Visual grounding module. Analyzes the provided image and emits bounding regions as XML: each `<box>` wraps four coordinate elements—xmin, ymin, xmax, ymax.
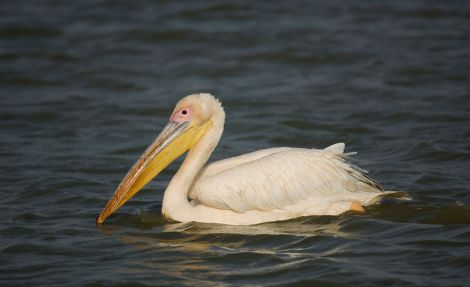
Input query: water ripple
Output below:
<box><xmin>1</xmin><ymin>0</ymin><xmax>469</xmax><ymax>286</ymax></box>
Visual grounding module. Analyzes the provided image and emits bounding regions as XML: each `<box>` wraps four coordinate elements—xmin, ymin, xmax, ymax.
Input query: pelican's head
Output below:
<box><xmin>96</xmin><ymin>93</ymin><xmax>223</xmax><ymax>224</ymax></box>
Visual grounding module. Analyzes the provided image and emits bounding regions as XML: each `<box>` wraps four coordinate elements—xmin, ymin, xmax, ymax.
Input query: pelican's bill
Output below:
<box><xmin>96</xmin><ymin>120</ymin><xmax>211</xmax><ymax>224</ymax></box>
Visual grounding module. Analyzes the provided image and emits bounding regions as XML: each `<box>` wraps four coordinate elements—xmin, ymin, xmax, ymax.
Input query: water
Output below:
<box><xmin>1</xmin><ymin>0</ymin><xmax>469</xmax><ymax>286</ymax></box>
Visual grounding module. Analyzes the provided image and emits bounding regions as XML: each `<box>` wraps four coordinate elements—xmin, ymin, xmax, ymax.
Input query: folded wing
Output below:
<box><xmin>189</xmin><ymin>143</ymin><xmax>383</xmax><ymax>213</ymax></box>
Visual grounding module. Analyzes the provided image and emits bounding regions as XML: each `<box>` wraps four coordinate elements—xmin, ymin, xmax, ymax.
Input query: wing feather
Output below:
<box><xmin>190</xmin><ymin>144</ymin><xmax>383</xmax><ymax>213</ymax></box>
<box><xmin>198</xmin><ymin>147</ymin><xmax>293</xmax><ymax>178</ymax></box>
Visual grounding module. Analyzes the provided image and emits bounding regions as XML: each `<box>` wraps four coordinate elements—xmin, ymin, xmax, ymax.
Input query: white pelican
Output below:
<box><xmin>97</xmin><ymin>93</ymin><xmax>398</xmax><ymax>225</ymax></box>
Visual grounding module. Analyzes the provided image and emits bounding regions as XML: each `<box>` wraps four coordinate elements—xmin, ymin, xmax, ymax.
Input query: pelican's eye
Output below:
<box><xmin>170</xmin><ymin>107</ymin><xmax>191</xmax><ymax>122</ymax></box>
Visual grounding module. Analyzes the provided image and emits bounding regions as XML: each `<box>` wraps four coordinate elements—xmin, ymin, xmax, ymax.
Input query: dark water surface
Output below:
<box><xmin>1</xmin><ymin>1</ymin><xmax>470</xmax><ymax>286</ymax></box>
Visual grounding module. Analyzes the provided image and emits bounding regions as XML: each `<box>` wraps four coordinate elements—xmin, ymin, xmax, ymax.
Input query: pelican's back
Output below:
<box><xmin>189</xmin><ymin>143</ymin><xmax>384</xmax><ymax>215</ymax></box>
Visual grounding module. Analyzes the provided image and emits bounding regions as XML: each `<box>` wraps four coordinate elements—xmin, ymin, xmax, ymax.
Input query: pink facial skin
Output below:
<box><xmin>170</xmin><ymin>107</ymin><xmax>192</xmax><ymax>123</ymax></box>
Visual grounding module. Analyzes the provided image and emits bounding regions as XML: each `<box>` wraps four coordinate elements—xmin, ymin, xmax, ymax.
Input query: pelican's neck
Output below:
<box><xmin>162</xmin><ymin>109</ymin><xmax>224</xmax><ymax>218</ymax></box>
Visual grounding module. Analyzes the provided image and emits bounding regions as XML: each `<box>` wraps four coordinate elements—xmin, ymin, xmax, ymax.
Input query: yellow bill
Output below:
<box><xmin>96</xmin><ymin>120</ymin><xmax>211</xmax><ymax>224</ymax></box>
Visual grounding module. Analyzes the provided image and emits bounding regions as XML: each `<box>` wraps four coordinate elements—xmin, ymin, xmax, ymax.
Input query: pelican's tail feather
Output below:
<box><xmin>323</xmin><ymin>142</ymin><xmax>345</xmax><ymax>154</ymax></box>
<box><xmin>379</xmin><ymin>191</ymin><xmax>412</xmax><ymax>201</ymax></box>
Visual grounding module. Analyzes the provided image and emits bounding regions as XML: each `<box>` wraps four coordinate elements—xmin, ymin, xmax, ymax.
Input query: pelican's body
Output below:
<box><xmin>97</xmin><ymin>93</ymin><xmax>396</xmax><ymax>225</ymax></box>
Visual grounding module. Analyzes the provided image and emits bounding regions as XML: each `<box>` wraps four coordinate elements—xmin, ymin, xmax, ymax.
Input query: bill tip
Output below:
<box><xmin>96</xmin><ymin>215</ymin><xmax>104</xmax><ymax>225</ymax></box>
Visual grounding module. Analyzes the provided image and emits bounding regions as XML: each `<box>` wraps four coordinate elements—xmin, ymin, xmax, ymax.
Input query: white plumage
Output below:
<box><xmin>97</xmin><ymin>93</ymin><xmax>398</xmax><ymax>225</ymax></box>
<box><xmin>183</xmin><ymin>144</ymin><xmax>386</xmax><ymax>225</ymax></box>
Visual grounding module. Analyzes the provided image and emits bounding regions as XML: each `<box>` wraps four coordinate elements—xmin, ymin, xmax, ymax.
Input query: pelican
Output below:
<box><xmin>97</xmin><ymin>93</ymin><xmax>398</xmax><ymax>225</ymax></box>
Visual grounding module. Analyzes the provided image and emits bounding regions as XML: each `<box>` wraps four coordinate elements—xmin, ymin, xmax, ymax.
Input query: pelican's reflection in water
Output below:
<box><xmin>102</xmin><ymin>215</ymin><xmax>352</xmax><ymax>282</ymax></box>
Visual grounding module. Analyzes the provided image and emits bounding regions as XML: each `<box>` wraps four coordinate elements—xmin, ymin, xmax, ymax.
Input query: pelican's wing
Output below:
<box><xmin>198</xmin><ymin>147</ymin><xmax>293</xmax><ymax>178</ymax></box>
<box><xmin>189</xmin><ymin>143</ymin><xmax>383</xmax><ymax>213</ymax></box>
